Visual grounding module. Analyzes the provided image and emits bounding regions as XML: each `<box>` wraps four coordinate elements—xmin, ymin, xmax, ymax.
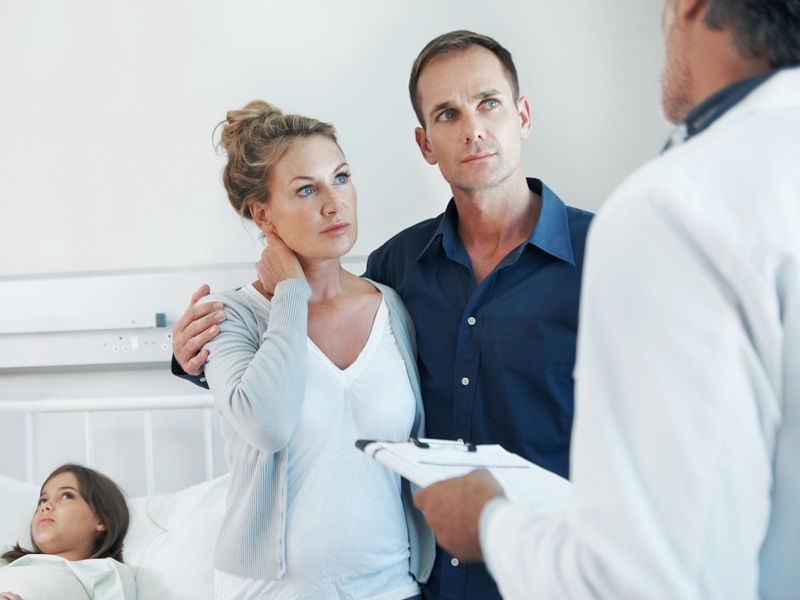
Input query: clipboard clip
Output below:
<box><xmin>409</xmin><ymin>437</ymin><xmax>477</xmax><ymax>452</ymax></box>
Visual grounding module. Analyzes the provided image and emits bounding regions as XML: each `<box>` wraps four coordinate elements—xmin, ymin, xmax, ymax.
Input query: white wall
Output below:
<box><xmin>0</xmin><ymin>0</ymin><xmax>672</xmax><ymax>496</ymax></box>
<box><xmin>0</xmin><ymin>0</ymin><xmax>670</xmax><ymax>277</ymax></box>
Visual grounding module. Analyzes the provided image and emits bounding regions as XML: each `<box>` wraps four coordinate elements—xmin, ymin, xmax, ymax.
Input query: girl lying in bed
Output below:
<box><xmin>0</xmin><ymin>463</ymin><xmax>135</xmax><ymax>600</ymax></box>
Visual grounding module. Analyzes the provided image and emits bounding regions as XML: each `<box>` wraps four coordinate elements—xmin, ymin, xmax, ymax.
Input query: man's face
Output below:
<box><xmin>661</xmin><ymin>0</ymin><xmax>694</xmax><ymax>123</ymax></box>
<box><xmin>414</xmin><ymin>45</ymin><xmax>530</xmax><ymax>194</ymax></box>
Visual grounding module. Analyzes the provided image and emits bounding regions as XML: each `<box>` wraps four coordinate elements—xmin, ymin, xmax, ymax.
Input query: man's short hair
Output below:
<box><xmin>409</xmin><ymin>30</ymin><xmax>520</xmax><ymax>128</ymax></box>
<box><xmin>704</xmin><ymin>0</ymin><xmax>800</xmax><ymax>68</ymax></box>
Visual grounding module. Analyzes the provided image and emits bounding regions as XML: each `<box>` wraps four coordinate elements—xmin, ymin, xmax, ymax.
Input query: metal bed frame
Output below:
<box><xmin>0</xmin><ymin>394</ymin><xmax>215</xmax><ymax>495</ymax></box>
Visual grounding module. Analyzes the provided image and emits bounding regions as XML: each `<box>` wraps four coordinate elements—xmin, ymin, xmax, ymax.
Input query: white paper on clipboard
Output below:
<box><xmin>356</xmin><ymin>438</ymin><xmax>570</xmax><ymax>512</ymax></box>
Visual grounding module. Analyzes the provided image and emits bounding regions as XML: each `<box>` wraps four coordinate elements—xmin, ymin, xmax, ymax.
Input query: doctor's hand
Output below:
<box><xmin>172</xmin><ymin>284</ymin><xmax>225</xmax><ymax>376</ymax></box>
<box><xmin>1</xmin><ymin>592</ymin><xmax>24</xmax><ymax>600</ymax></box>
<box><xmin>255</xmin><ymin>228</ymin><xmax>306</xmax><ymax>299</ymax></box>
<box><xmin>413</xmin><ymin>469</ymin><xmax>505</xmax><ymax>563</ymax></box>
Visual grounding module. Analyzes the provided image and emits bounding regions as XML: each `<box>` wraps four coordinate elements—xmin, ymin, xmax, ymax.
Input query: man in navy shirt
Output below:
<box><xmin>364</xmin><ymin>31</ymin><xmax>591</xmax><ymax>600</ymax></box>
<box><xmin>171</xmin><ymin>31</ymin><xmax>592</xmax><ymax>600</ymax></box>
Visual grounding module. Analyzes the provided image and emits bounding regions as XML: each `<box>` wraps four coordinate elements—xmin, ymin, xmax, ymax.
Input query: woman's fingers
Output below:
<box><xmin>256</xmin><ymin>229</ymin><xmax>306</xmax><ymax>295</ymax></box>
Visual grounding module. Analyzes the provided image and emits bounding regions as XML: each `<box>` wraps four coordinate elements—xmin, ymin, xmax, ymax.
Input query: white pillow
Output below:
<box><xmin>0</xmin><ymin>474</ymin><xmax>38</xmax><ymax>550</ymax></box>
<box><xmin>125</xmin><ymin>474</ymin><xmax>229</xmax><ymax>600</ymax></box>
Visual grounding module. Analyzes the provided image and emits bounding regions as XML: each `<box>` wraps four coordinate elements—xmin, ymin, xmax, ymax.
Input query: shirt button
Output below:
<box><xmin>451</xmin><ymin>557</ymin><xmax>460</xmax><ymax>567</ymax></box>
<box><xmin>199</xmin><ymin>377</ymin><xmax>207</xmax><ymax>382</ymax></box>
<box><xmin>467</xmin><ymin>317</ymin><xmax>476</xmax><ymax>325</ymax></box>
<box><xmin>461</xmin><ymin>377</ymin><xmax>469</xmax><ymax>386</ymax></box>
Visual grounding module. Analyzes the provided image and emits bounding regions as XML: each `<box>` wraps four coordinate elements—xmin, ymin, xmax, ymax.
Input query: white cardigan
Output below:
<box><xmin>203</xmin><ymin>278</ymin><xmax>434</xmax><ymax>583</ymax></box>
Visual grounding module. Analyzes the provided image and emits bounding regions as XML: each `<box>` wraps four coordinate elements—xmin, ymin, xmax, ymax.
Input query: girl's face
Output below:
<box><xmin>32</xmin><ymin>471</ymin><xmax>105</xmax><ymax>561</ymax></box>
<box><xmin>253</xmin><ymin>135</ymin><xmax>358</xmax><ymax>262</ymax></box>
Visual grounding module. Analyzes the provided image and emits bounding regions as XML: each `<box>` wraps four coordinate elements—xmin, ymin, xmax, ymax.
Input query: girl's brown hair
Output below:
<box><xmin>1</xmin><ymin>463</ymin><xmax>129</xmax><ymax>563</ymax></box>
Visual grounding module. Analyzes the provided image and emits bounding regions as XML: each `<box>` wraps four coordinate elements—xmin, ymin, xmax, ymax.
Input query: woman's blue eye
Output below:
<box><xmin>62</xmin><ymin>492</ymin><xmax>74</xmax><ymax>499</ymax></box>
<box><xmin>298</xmin><ymin>185</ymin><xmax>314</xmax><ymax>196</ymax></box>
<box><xmin>335</xmin><ymin>173</ymin><xmax>349</xmax><ymax>184</ymax></box>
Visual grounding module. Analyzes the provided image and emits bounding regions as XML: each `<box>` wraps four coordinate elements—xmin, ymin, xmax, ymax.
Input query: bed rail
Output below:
<box><xmin>0</xmin><ymin>394</ymin><xmax>215</xmax><ymax>495</ymax></box>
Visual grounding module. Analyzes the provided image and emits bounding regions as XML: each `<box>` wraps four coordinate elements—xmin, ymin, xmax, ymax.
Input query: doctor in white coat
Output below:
<box><xmin>413</xmin><ymin>0</ymin><xmax>800</xmax><ymax>598</ymax></box>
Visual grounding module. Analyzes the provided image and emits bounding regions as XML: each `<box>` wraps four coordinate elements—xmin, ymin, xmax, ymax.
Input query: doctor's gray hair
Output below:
<box><xmin>704</xmin><ymin>0</ymin><xmax>800</xmax><ymax>68</ymax></box>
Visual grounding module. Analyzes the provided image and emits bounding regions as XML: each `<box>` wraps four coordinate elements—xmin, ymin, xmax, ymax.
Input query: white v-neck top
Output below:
<box><xmin>217</xmin><ymin>290</ymin><xmax>419</xmax><ymax>599</ymax></box>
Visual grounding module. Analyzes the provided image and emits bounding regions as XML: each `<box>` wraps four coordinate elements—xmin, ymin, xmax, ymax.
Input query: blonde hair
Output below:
<box><xmin>216</xmin><ymin>101</ymin><xmax>338</xmax><ymax>219</ymax></box>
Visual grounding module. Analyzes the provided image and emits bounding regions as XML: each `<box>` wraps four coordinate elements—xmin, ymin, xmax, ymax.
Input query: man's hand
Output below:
<box><xmin>172</xmin><ymin>284</ymin><xmax>225</xmax><ymax>376</ymax></box>
<box><xmin>0</xmin><ymin>592</ymin><xmax>23</xmax><ymax>600</ymax></box>
<box><xmin>255</xmin><ymin>229</ymin><xmax>306</xmax><ymax>298</ymax></box>
<box><xmin>413</xmin><ymin>469</ymin><xmax>506</xmax><ymax>562</ymax></box>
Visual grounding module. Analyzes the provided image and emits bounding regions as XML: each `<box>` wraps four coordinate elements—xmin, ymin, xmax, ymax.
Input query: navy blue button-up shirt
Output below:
<box><xmin>365</xmin><ymin>178</ymin><xmax>592</xmax><ymax>600</ymax></box>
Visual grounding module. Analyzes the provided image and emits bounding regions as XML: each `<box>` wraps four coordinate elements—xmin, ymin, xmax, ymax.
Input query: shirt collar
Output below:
<box><xmin>662</xmin><ymin>69</ymin><xmax>777</xmax><ymax>152</ymax></box>
<box><xmin>416</xmin><ymin>178</ymin><xmax>575</xmax><ymax>266</ymax></box>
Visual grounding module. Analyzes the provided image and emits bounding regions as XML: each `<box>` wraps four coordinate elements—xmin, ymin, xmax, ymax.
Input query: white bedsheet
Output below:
<box><xmin>0</xmin><ymin>563</ymin><xmax>90</xmax><ymax>599</ymax></box>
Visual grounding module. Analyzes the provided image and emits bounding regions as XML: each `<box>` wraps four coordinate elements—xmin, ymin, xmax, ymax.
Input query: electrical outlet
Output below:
<box><xmin>0</xmin><ymin>328</ymin><xmax>174</xmax><ymax>370</ymax></box>
<box><xmin>102</xmin><ymin>331</ymin><xmax>173</xmax><ymax>358</ymax></box>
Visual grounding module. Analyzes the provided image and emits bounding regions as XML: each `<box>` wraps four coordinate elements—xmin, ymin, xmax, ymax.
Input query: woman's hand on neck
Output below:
<box><xmin>253</xmin><ymin>229</ymin><xmax>353</xmax><ymax>303</ymax></box>
<box><xmin>254</xmin><ymin>229</ymin><xmax>307</xmax><ymax>299</ymax></box>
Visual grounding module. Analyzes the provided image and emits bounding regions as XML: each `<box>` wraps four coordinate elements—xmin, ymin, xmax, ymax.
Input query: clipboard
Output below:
<box><xmin>356</xmin><ymin>437</ymin><xmax>570</xmax><ymax>511</ymax></box>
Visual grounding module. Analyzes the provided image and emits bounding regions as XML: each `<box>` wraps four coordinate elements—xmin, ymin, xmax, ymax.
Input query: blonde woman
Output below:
<box><xmin>203</xmin><ymin>101</ymin><xmax>433</xmax><ymax>599</ymax></box>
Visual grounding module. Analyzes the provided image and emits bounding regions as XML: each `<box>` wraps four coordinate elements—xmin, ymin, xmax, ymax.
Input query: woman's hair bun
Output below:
<box><xmin>218</xmin><ymin>100</ymin><xmax>283</xmax><ymax>162</ymax></box>
<box><xmin>215</xmin><ymin>100</ymin><xmax>338</xmax><ymax>219</ymax></box>
<box><xmin>226</xmin><ymin>100</ymin><xmax>283</xmax><ymax>125</ymax></box>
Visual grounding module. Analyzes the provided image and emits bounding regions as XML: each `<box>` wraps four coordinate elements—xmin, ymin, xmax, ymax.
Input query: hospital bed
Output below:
<box><xmin>0</xmin><ymin>394</ymin><xmax>228</xmax><ymax>600</ymax></box>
